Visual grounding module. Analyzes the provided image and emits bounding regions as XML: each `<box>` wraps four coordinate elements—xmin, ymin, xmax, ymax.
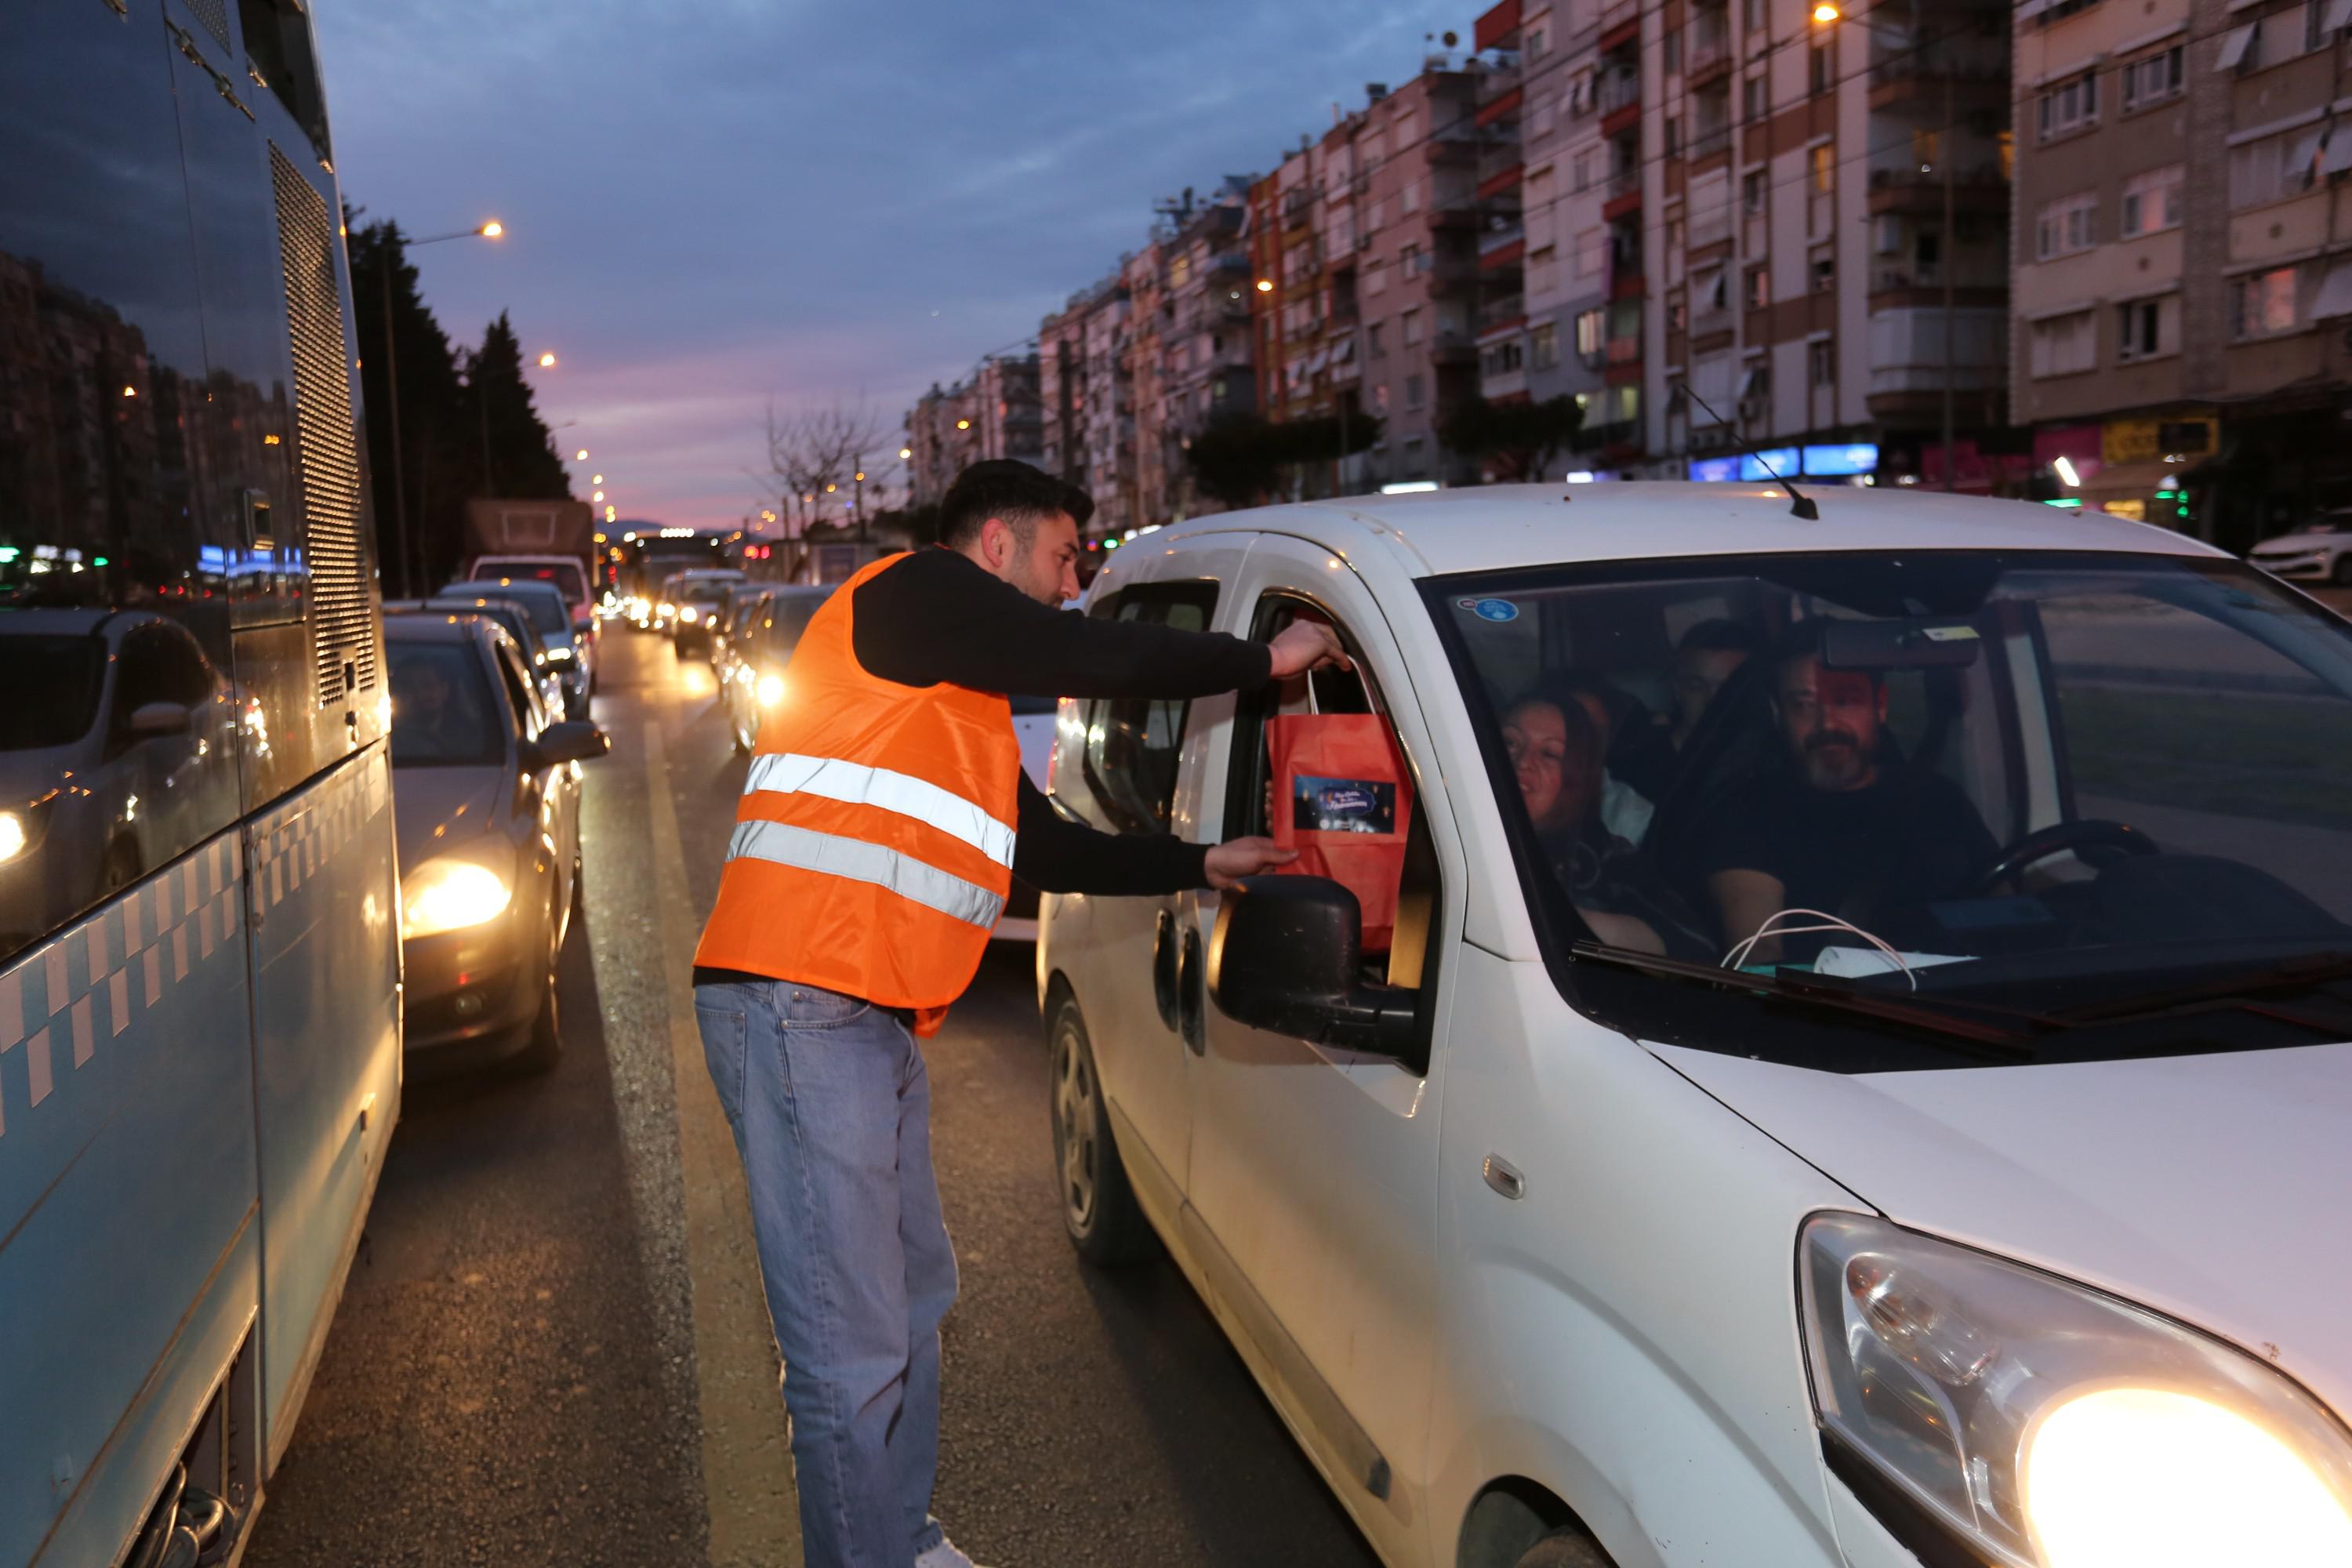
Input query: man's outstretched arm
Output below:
<box><xmin>853</xmin><ymin>548</ymin><xmax>1341</xmax><ymax>699</ymax></box>
<box><xmin>1012</xmin><ymin>775</ymin><xmax>1294</xmax><ymax>895</ymax></box>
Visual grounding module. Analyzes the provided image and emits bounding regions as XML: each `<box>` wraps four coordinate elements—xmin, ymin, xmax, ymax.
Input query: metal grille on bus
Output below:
<box><xmin>270</xmin><ymin>142</ymin><xmax>375</xmax><ymax>707</ymax></box>
<box><xmin>184</xmin><ymin>0</ymin><xmax>232</xmax><ymax>49</ymax></box>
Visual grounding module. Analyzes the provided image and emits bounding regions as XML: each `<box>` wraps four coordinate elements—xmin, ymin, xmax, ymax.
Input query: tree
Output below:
<box><xmin>1185</xmin><ymin>411</ymin><xmax>1385</xmax><ymax>510</ymax></box>
<box><xmin>348</xmin><ymin>214</ymin><xmax>470</xmax><ymax>595</ymax></box>
<box><xmin>760</xmin><ymin>395</ymin><xmax>889</xmax><ymax>539</ymax></box>
<box><xmin>1439</xmin><ymin>395</ymin><xmax>1586</xmax><ymax>484</ymax></box>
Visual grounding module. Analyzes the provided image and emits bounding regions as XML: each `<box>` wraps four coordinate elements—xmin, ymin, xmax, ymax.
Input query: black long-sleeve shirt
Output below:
<box><xmin>695</xmin><ymin>548</ymin><xmax>1269</xmax><ymax>990</ymax></box>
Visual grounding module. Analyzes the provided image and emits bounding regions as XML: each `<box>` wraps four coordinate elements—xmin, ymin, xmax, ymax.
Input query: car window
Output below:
<box><xmin>453</xmin><ymin>583</ymin><xmax>566</xmax><ymax>637</ymax></box>
<box><xmin>488</xmin><ymin>561</ymin><xmax>586</xmax><ymax>607</ymax></box>
<box><xmin>389</xmin><ymin>642</ymin><xmax>505</xmax><ymax>768</ymax></box>
<box><xmin>1081</xmin><ymin>584</ymin><xmax>1216</xmax><ymax>833</ymax></box>
<box><xmin>1226</xmin><ymin>593</ymin><xmax>1442</xmax><ymax>1010</ymax></box>
<box><xmin>0</xmin><ymin>632</ymin><xmax>103</xmax><ymax>750</ymax></box>
<box><xmin>1007</xmin><ymin>694</ymin><xmax>1058</xmax><ymax>716</ymax></box>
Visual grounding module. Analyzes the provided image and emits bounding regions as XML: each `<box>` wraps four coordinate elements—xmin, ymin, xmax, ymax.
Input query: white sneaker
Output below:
<box><xmin>913</xmin><ymin>1536</ymin><xmax>985</xmax><ymax>1568</ymax></box>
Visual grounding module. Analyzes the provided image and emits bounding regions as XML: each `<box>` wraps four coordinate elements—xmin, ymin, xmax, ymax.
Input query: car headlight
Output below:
<box><xmin>0</xmin><ymin>810</ymin><xmax>27</xmax><ymax>864</ymax></box>
<box><xmin>756</xmin><ymin>672</ymin><xmax>785</xmax><ymax>706</ymax></box>
<box><xmin>545</xmin><ymin>644</ymin><xmax>573</xmax><ymax>662</ymax></box>
<box><xmin>1801</xmin><ymin>1214</ymin><xmax>2352</xmax><ymax>1567</ymax></box>
<box><xmin>679</xmin><ymin>607</ymin><xmax>699</xmax><ymax>624</ymax></box>
<box><xmin>400</xmin><ymin>847</ymin><xmax>514</xmax><ymax>939</ymax></box>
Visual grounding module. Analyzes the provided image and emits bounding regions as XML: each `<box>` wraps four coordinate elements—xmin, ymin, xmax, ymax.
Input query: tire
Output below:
<box><xmin>1047</xmin><ymin>995</ymin><xmax>1153</xmax><ymax>1265</ymax></box>
<box><xmin>1515</xmin><ymin>1531</ymin><xmax>1609</xmax><ymax>1568</ymax></box>
<box><xmin>510</xmin><ymin>897</ymin><xmax>564</xmax><ymax>1075</ymax></box>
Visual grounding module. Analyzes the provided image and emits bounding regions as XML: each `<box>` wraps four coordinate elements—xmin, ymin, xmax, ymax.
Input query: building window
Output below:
<box><xmin>1810</xmin><ymin>143</ymin><xmax>1834</xmax><ymax>193</ymax></box>
<box><xmin>1809</xmin><ymin>339</ymin><xmax>1835</xmax><ymax>387</ymax></box>
<box><xmin>2037</xmin><ymin>71</ymin><xmax>2099</xmax><ymax>140</ymax></box>
<box><xmin>2120</xmin><ymin>165</ymin><xmax>2183</xmax><ymax>237</ymax></box>
<box><xmin>2028</xmin><ymin>310</ymin><xmax>2096</xmax><ymax>377</ymax></box>
<box><xmin>1810</xmin><ymin>40</ymin><xmax>1832</xmax><ymax>96</ymax></box>
<box><xmin>1402</xmin><ymin>307</ymin><xmax>1424</xmax><ymax>346</ymax></box>
<box><xmin>1668</xmin><ymin>292</ymin><xmax>1688</xmax><ymax>334</ymax></box>
<box><xmin>1746</xmin><ymin>264</ymin><xmax>1769</xmax><ymax>309</ymax></box>
<box><xmin>1406</xmin><ymin>373</ymin><xmax>1426</xmax><ymax>409</ymax></box>
<box><xmin>1374</xmin><ymin>382</ymin><xmax>1391</xmax><ymax>414</ymax></box>
<box><xmin>1811</xmin><ymin>255</ymin><xmax>1835</xmax><ymax>293</ymax></box>
<box><xmin>1532</xmin><ymin>321</ymin><xmax>1560</xmax><ymax>368</ymax></box>
<box><xmin>1575</xmin><ymin>308</ymin><xmax>1604</xmax><ymax>360</ymax></box>
<box><xmin>2116</xmin><ymin>296</ymin><xmax>2176</xmax><ymax>361</ymax></box>
<box><xmin>1402</xmin><ymin>180</ymin><xmax>1421</xmax><ymax>215</ymax></box>
<box><xmin>1399</xmin><ymin>241</ymin><xmax>1422</xmax><ymax>278</ymax></box>
<box><xmin>2230</xmin><ymin>128</ymin><xmax>2323</xmax><ymax>210</ymax></box>
<box><xmin>1744</xmin><ymin>74</ymin><xmax>1768</xmax><ymax>122</ymax></box>
<box><xmin>1368</xmin><ymin>321</ymin><xmax>1387</xmax><ymax>356</ymax></box>
<box><xmin>1613</xmin><ymin>383</ymin><xmax>1639</xmax><ymax>425</ymax></box>
<box><xmin>1666</xmin><ymin>117</ymin><xmax>1681</xmax><ymax>157</ymax></box>
<box><xmin>1365</xmin><ymin>258</ymin><xmax>1386</xmax><ymax>296</ymax></box>
<box><xmin>1743</xmin><ymin>170</ymin><xmax>1766</xmax><ymax>212</ymax></box>
<box><xmin>1572</xmin><ymin>149</ymin><xmax>1594</xmax><ymax>191</ymax></box>
<box><xmin>1528</xmin><ymin>23</ymin><xmax>1548</xmax><ymax>59</ymax></box>
<box><xmin>2230</xmin><ymin>266</ymin><xmax>2299</xmax><ymax>339</ymax></box>
<box><xmin>1577</xmin><ymin>228</ymin><xmax>1606</xmax><ymax>278</ymax></box>
<box><xmin>2120</xmin><ymin>44</ymin><xmax>2184</xmax><ymax>111</ymax></box>
<box><xmin>1665</xmin><ymin>27</ymin><xmax>1682</xmax><ymax>74</ymax></box>
<box><xmin>1744</xmin><ymin>0</ymin><xmax>1764</xmax><ymax>30</ymax></box>
<box><xmin>2034</xmin><ymin>192</ymin><xmax>2099</xmax><ymax>260</ymax></box>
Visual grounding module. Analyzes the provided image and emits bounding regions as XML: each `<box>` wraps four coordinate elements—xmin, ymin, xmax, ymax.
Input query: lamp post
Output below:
<box><xmin>379</xmin><ymin>220</ymin><xmax>502</xmax><ymax>595</ymax></box>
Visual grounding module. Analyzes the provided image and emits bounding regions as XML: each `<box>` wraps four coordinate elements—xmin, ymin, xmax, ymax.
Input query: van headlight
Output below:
<box><xmin>400</xmin><ymin>846</ymin><xmax>514</xmax><ymax>939</ymax></box>
<box><xmin>1800</xmin><ymin>1214</ymin><xmax>2352</xmax><ymax>1567</ymax></box>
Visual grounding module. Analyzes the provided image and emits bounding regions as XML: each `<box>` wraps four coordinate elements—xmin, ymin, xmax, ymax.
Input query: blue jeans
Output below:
<box><xmin>694</xmin><ymin>980</ymin><xmax>957</xmax><ymax>1568</ymax></box>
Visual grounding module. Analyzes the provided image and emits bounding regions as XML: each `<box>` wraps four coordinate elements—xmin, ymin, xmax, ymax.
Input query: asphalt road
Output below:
<box><xmin>246</xmin><ymin>623</ymin><xmax>1380</xmax><ymax>1568</ymax></box>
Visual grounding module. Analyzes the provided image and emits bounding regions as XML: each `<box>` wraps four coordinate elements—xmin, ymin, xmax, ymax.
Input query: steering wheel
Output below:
<box><xmin>1968</xmin><ymin>818</ymin><xmax>2158</xmax><ymax>896</ymax></box>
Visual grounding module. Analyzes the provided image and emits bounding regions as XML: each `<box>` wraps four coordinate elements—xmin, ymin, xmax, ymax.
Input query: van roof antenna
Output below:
<box><xmin>1676</xmin><ymin>380</ymin><xmax>1818</xmax><ymax>520</ymax></box>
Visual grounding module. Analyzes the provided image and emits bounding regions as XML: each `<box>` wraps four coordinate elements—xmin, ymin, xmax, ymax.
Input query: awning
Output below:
<box><xmin>2289</xmin><ymin>127</ymin><xmax>2326</xmax><ymax>183</ymax></box>
<box><xmin>2216</xmin><ymin>20</ymin><xmax>2258</xmax><ymax>71</ymax></box>
<box><xmin>1330</xmin><ymin>336</ymin><xmax>1357</xmax><ymax>363</ymax></box>
<box><xmin>2325</xmin><ymin>130</ymin><xmax>2352</xmax><ymax>176</ymax></box>
<box><xmin>2314</xmin><ymin>260</ymin><xmax>2352</xmax><ymax>319</ymax></box>
<box><xmin>2328</xmin><ymin>0</ymin><xmax>2352</xmax><ymax>34</ymax></box>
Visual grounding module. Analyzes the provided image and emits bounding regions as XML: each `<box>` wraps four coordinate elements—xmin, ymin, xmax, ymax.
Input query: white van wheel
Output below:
<box><xmin>1048</xmin><ymin>996</ymin><xmax>1152</xmax><ymax>1265</ymax></box>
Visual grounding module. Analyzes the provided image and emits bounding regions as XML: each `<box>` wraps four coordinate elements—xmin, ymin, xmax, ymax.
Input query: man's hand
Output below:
<box><xmin>1267</xmin><ymin>620</ymin><xmax>1352</xmax><ymax>680</ymax></box>
<box><xmin>1205</xmin><ymin>836</ymin><xmax>1298</xmax><ymax>890</ymax></box>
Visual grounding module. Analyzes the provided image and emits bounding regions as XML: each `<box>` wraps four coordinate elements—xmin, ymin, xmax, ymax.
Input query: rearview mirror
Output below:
<box><xmin>1208</xmin><ymin>876</ymin><xmax>1417</xmax><ymax>1058</ymax></box>
<box><xmin>127</xmin><ymin>701</ymin><xmax>192</xmax><ymax>738</ymax></box>
<box><xmin>526</xmin><ymin>720</ymin><xmax>609</xmax><ymax>769</ymax></box>
<box><xmin>1820</xmin><ymin>617</ymin><xmax>1983</xmax><ymax>670</ymax></box>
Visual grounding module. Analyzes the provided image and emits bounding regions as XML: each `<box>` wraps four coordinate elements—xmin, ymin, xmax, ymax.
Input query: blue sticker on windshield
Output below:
<box><xmin>1459</xmin><ymin>597</ymin><xmax>1519</xmax><ymax>623</ymax></box>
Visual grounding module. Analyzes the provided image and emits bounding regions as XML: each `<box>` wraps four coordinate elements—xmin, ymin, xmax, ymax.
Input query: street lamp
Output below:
<box><xmin>1815</xmin><ymin>0</ymin><xmax>1955</xmax><ymax>491</ymax></box>
<box><xmin>376</xmin><ymin>219</ymin><xmax>505</xmax><ymax>595</ymax></box>
<box><xmin>539</xmin><ymin>351</ymin><xmax>557</xmax><ymax>368</ymax></box>
<box><xmin>575</xmin><ymin>448</ymin><xmax>590</xmax><ymax>461</ymax></box>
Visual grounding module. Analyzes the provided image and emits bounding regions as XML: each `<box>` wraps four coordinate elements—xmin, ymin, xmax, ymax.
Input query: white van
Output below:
<box><xmin>1036</xmin><ymin>483</ymin><xmax>2352</xmax><ymax>1568</ymax></box>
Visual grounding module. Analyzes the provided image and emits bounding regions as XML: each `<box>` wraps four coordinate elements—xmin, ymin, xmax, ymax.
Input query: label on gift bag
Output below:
<box><xmin>1291</xmin><ymin>775</ymin><xmax>1397</xmax><ymax>834</ymax></box>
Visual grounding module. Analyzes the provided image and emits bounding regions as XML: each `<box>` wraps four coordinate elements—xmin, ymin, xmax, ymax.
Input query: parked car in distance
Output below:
<box><xmin>2247</xmin><ymin>508</ymin><xmax>2352</xmax><ymax>585</ymax></box>
<box><xmin>1037</xmin><ymin>483</ymin><xmax>2352</xmax><ymax>1568</ymax></box>
<box><xmin>712</xmin><ymin>583</ymin><xmax>770</xmax><ymax>691</ymax></box>
<box><xmin>386</xmin><ymin>612</ymin><xmax>607</xmax><ymax>1074</ymax></box>
<box><xmin>469</xmin><ymin>552</ymin><xmax>598</xmax><ymax>665</ymax></box>
<box><xmin>668</xmin><ymin>569</ymin><xmax>746</xmax><ymax>659</ymax></box>
<box><xmin>441</xmin><ymin>577</ymin><xmax>590</xmax><ymax>717</ymax></box>
<box><xmin>992</xmin><ymin>694</ymin><xmax>1058</xmax><ymax>942</ymax></box>
<box><xmin>387</xmin><ymin>597</ymin><xmax>564</xmax><ymax>717</ymax></box>
<box><xmin>720</xmin><ymin>585</ymin><xmax>832</xmax><ymax>753</ymax></box>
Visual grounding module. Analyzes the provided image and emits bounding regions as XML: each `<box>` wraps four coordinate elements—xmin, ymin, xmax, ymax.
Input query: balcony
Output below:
<box><xmin>1689</xmin><ymin>204</ymin><xmax>1733</xmax><ymax>252</ymax></box>
<box><xmin>1687</xmin><ymin>13</ymin><xmax>1732</xmax><ymax>83</ymax></box>
<box><xmin>1868</xmin><ymin>45</ymin><xmax>2010</xmax><ymax>114</ymax></box>
<box><xmin>1603</xmin><ymin>166</ymin><xmax>1642</xmax><ymax>221</ymax></box>
<box><xmin>1866</xmin><ymin>164</ymin><xmax>2009</xmax><ymax>216</ymax></box>
<box><xmin>1687</xmin><ymin>124</ymin><xmax>1733</xmax><ymax>165</ymax></box>
<box><xmin>1479</xmin><ymin>294</ymin><xmax>1527</xmax><ymax>339</ymax></box>
<box><xmin>1475</xmin><ymin>58</ymin><xmax>1523</xmax><ymax>127</ymax></box>
<box><xmin>1599</xmin><ymin>69</ymin><xmax>1642</xmax><ymax>136</ymax></box>
<box><xmin>1282</xmin><ymin>187</ymin><xmax>1316</xmax><ymax>231</ymax></box>
<box><xmin>1431</xmin><ymin>328</ymin><xmax>1479</xmax><ymax>363</ymax></box>
<box><xmin>1483</xmin><ymin>363</ymin><xmax>1530</xmax><ymax>401</ymax></box>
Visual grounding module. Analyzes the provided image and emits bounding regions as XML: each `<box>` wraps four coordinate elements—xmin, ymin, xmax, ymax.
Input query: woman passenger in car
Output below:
<box><xmin>1503</xmin><ymin>690</ymin><xmax>1716</xmax><ymax>960</ymax></box>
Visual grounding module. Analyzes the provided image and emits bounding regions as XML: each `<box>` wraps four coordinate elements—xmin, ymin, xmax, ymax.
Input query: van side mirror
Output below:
<box><xmin>1208</xmin><ymin>876</ymin><xmax>1417</xmax><ymax>1058</ymax></box>
<box><xmin>524</xmin><ymin>720</ymin><xmax>609</xmax><ymax>769</ymax></box>
<box><xmin>127</xmin><ymin>701</ymin><xmax>192</xmax><ymax>738</ymax></box>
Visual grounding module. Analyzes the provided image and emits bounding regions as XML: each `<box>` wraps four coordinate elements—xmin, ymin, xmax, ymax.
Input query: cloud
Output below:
<box><xmin>315</xmin><ymin>0</ymin><xmax>1435</xmax><ymax>528</ymax></box>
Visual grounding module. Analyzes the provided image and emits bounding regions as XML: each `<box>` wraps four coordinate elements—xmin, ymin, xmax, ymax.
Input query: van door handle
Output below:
<box><xmin>1178</xmin><ymin>927</ymin><xmax>1205</xmax><ymax>1055</ymax></box>
<box><xmin>1152</xmin><ymin>909</ymin><xmax>1180</xmax><ymax>1032</ymax></box>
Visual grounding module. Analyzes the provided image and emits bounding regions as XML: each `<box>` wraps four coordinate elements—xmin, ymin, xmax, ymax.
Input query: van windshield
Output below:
<box><xmin>1429</xmin><ymin>551</ymin><xmax>2352</xmax><ymax>1065</ymax></box>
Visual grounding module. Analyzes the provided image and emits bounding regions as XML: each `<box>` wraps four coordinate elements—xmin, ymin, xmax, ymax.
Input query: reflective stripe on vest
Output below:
<box><xmin>726</xmin><ymin>818</ymin><xmax>1006</xmax><ymax>931</ymax></box>
<box><xmin>742</xmin><ymin>752</ymin><xmax>1016</xmax><ymax>869</ymax></box>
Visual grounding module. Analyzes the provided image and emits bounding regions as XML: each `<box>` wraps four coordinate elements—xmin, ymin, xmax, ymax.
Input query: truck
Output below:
<box><xmin>461</xmin><ymin>498</ymin><xmax>600</xmax><ymax>641</ymax></box>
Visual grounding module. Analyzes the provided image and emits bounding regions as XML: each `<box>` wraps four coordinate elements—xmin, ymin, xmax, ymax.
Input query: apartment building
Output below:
<box><xmin>1152</xmin><ymin>183</ymin><xmax>1257</xmax><ymax>520</ymax></box>
<box><xmin>1036</xmin><ymin>271</ymin><xmax>1133</xmax><ymax>533</ymax></box>
<box><xmin>1619</xmin><ymin>0</ymin><xmax>2009</xmax><ymax>487</ymax></box>
<box><xmin>1474</xmin><ymin>5</ymin><xmax>1534</xmax><ymax>413</ymax></box>
<box><xmin>1478</xmin><ymin>0</ymin><xmax>1625</xmax><ymax>437</ymax></box>
<box><xmin>2013</xmin><ymin>0</ymin><xmax>2352</xmax><ymax>548</ymax></box>
<box><xmin>903</xmin><ymin>355</ymin><xmax>1044</xmax><ymax>507</ymax></box>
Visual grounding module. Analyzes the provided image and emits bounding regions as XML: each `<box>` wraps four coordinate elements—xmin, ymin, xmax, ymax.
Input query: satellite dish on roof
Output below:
<box><xmin>1443</xmin><ymin>30</ymin><xmax>1458</xmax><ymax>46</ymax></box>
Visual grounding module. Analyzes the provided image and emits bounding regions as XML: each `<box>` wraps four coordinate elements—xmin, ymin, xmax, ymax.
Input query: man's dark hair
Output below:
<box><xmin>1677</xmin><ymin>617</ymin><xmax>1764</xmax><ymax>657</ymax></box>
<box><xmin>937</xmin><ymin>459</ymin><xmax>1094</xmax><ymax>550</ymax></box>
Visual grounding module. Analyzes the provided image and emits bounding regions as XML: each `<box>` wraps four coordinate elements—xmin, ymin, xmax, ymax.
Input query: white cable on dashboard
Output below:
<box><xmin>1722</xmin><ymin>908</ymin><xmax>1917</xmax><ymax>989</ymax></box>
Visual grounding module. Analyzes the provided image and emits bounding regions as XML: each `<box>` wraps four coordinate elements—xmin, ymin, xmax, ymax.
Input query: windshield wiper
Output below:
<box><xmin>1569</xmin><ymin>944</ymin><xmax>2039</xmax><ymax>1060</ymax></box>
<box><xmin>2048</xmin><ymin>950</ymin><xmax>2352</xmax><ymax>1027</ymax></box>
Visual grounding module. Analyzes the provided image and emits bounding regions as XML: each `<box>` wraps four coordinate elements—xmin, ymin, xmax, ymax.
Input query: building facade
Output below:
<box><xmin>904</xmin><ymin>354</ymin><xmax>1044</xmax><ymax>508</ymax></box>
<box><xmin>2013</xmin><ymin>0</ymin><xmax>2352</xmax><ymax>550</ymax></box>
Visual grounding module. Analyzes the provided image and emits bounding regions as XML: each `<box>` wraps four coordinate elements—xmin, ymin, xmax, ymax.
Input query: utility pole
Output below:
<box><xmin>378</xmin><ymin>261</ymin><xmax>411</xmax><ymax>597</ymax></box>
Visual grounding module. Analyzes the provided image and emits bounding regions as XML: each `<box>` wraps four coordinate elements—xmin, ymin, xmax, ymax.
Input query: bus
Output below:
<box><xmin>613</xmin><ymin>528</ymin><xmax>732</xmax><ymax>619</ymax></box>
<box><xmin>2</xmin><ymin>4</ymin><xmax>401</xmax><ymax>1563</ymax></box>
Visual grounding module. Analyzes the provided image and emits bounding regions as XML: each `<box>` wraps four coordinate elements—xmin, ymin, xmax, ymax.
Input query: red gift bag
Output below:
<box><xmin>1268</xmin><ymin>713</ymin><xmax>1414</xmax><ymax>954</ymax></box>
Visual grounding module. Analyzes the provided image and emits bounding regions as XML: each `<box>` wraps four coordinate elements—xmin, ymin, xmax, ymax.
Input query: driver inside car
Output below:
<box><xmin>1697</xmin><ymin>622</ymin><xmax>1994</xmax><ymax>965</ymax></box>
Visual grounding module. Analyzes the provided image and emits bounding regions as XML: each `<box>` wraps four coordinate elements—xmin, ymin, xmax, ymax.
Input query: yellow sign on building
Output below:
<box><xmin>2101</xmin><ymin>412</ymin><xmax>2218</xmax><ymax>466</ymax></box>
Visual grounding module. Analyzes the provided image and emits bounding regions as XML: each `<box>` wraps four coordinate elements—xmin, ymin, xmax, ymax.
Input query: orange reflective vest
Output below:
<box><xmin>692</xmin><ymin>553</ymin><xmax>1020</xmax><ymax>1036</ymax></box>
